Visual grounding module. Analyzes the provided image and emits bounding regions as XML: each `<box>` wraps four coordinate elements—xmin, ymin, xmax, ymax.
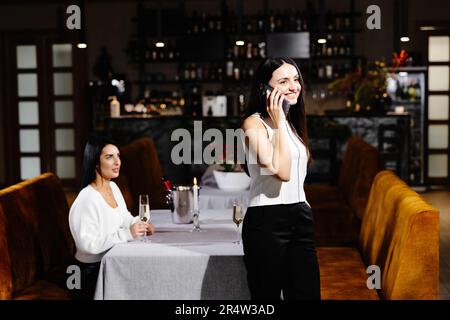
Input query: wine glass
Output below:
<box><xmin>139</xmin><ymin>194</ymin><xmax>150</xmax><ymax>242</ymax></box>
<box><xmin>232</xmin><ymin>201</ymin><xmax>244</xmax><ymax>244</ymax></box>
<box><xmin>191</xmin><ymin>208</ymin><xmax>205</xmax><ymax>232</ymax></box>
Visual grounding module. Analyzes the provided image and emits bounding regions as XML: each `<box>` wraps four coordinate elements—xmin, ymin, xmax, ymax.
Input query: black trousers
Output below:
<box><xmin>242</xmin><ymin>202</ymin><xmax>321</xmax><ymax>300</ymax></box>
<box><xmin>70</xmin><ymin>260</ymin><xmax>101</xmax><ymax>300</ymax></box>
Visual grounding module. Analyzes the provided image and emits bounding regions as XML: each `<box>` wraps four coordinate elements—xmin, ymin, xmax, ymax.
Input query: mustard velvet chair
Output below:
<box><xmin>359</xmin><ymin>170</ymin><xmax>440</xmax><ymax>299</ymax></box>
<box><xmin>317</xmin><ymin>170</ymin><xmax>440</xmax><ymax>300</ymax></box>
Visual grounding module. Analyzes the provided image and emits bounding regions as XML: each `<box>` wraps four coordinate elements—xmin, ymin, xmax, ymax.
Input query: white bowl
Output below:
<box><xmin>213</xmin><ymin>170</ymin><xmax>251</xmax><ymax>192</ymax></box>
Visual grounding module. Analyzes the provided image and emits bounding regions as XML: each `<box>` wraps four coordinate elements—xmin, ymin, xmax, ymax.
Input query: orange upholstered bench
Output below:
<box><xmin>305</xmin><ymin>136</ymin><xmax>380</xmax><ymax>246</ymax></box>
<box><xmin>318</xmin><ymin>170</ymin><xmax>439</xmax><ymax>300</ymax></box>
<box><xmin>0</xmin><ymin>173</ymin><xmax>75</xmax><ymax>300</ymax></box>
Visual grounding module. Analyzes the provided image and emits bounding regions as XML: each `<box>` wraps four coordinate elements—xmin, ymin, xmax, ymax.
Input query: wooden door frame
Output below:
<box><xmin>1</xmin><ymin>29</ymin><xmax>89</xmax><ymax>188</ymax></box>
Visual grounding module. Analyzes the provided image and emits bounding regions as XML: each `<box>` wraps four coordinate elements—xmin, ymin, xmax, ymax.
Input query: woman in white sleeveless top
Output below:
<box><xmin>240</xmin><ymin>57</ymin><xmax>320</xmax><ymax>300</ymax></box>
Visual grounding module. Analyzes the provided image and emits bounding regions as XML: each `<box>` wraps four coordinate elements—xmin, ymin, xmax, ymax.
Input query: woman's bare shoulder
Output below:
<box><xmin>242</xmin><ymin>115</ymin><xmax>264</xmax><ymax>131</ymax></box>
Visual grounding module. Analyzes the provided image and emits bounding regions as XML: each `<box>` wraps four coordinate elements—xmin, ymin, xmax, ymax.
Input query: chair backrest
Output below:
<box><xmin>119</xmin><ymin>137</ymin><xmax>166</xmax><ymax>212</ymax></box>
<box><xmin>0</xmin><ymin>173</ymin><xmax>75</xmax><ymax>299</ymax></box>
<box><xmin>338</xmin><ymin>136</ymin><xmax>380</xmax><ymax>220</ymax></box>
<box><xmin>359</xmin><ymin>170</ymin><xmax>439</xmax><ymax>299</ymax></box>
<box><xmin>113</xmin><ymin>173</ymin><xmax>134</xmax><ymax>211</ymax></box>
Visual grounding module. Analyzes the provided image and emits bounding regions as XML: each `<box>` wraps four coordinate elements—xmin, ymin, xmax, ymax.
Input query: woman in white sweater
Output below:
<box><xmin>69</xmin><ymin>135</ymin><xmax>154</xmax><ymax>299</ymax></box>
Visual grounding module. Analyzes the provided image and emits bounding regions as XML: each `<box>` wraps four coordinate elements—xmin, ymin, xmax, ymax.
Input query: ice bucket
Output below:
<box><xmin>166</xmin><ymin>186</ymin><xmax>194</xmax><ymax>224</ymax></box>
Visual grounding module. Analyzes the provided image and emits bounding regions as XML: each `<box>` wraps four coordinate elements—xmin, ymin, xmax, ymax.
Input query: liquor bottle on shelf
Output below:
<box><xmin>241</xmin><ymin>63</ymin><xmax>248</xmax><ymax>81</ymax></box>
<box><xmin>158</xmin><ymin>46</ymin><xmax>165</xmax><ymax>60</ymax></box>
<box><xmin>151</xmin><ymin>47</ymin><xmax>158</xmax><ymax>61</ymax></box>
<box><xmin>226</xmin><ymin>55</ymin><xmax>234</xmax><ymax>79</ymax></box>
<box><xmin>217</xmin><ymin>14</ymin><xmax>223</xmax><ymax>32</ymax></box>
<box><xmin>268</xmin><ymin>11</ymin><xmax>276</xmax><ymax>32</ymax></box>
<box><xmin>295</xmin><ymin>10</ymin><xmax>303</xmax><ymax>31</ymax></box>
<box><xmin>326</xmin><ymin>10</ymin><xmax>334</xmax><ymax>32</ymax></box>
<box><xmin>335</xmin><ymin>15</ymin><xmax>343</xmax><ymax>31</ymax></box>
<box><xmin>302</xmin><ymin>12</ymin><xmax>309</xmax><ymax>31</ymax></box>
<box><xmin>258</xmin><ymin>41</ymin><xmax>266</xmax><ymax>59</ymax></box>
<box><xmin>189</xmin><ymin>63</ymin><xmax>196</xmax><ymax>80</ymax></box>
<box><xmin>192</xmin><ymin>11</ymin><xmax>199</xmax><ymax>34</ymax></box>
<box><xmin>325</xmin><ymin>64</ymin><xmax>333</xmax><ymax>80</ymax></box>
<box><xmin>326</xmin><ymin>35</ymin><xmax>333</xmax><ymax>56</ymax></box>
<box><xmin>233</xmin><ymin>65</ymin><xmax>240</xmax><ymax>81</ymax></box>
<box><xmin>252</xmin><ymin>43</ymin><xmax>259</xmax><ymax>59</ymax></box>
<box><xmin>257</xmin><ymin>11</ymin><xmax>265</xmax><ymax>32</ymax></box>
<box><xmin>203</xmin><ymin>64</ymin><xmax>210</xmax><ymax>81</ymax></box>
<box><xmin>317</xmin><ymin>64</ymin><xmax>325</xmax><ymax>80</ymax></box>
<box><xmin>332</xmin><ymin>39</ymin><xmax>339</xmax><ymax>56</ymax></box>
<box><xmin>246</xmin><ymin>42</ymin><xmax>253</xmax><ymax>59</ymax></box>
<box><xmin>191</xmin><ymin>86</ymin><xmax>202</xmax><ymax>117</ymax></box>
<box><xmin>338</xmin><ymin>36</ymin><xmax>346</xmax><ymax>56</ymax></box>
<box><xmin>217</xmin><ymin>64</ymin><xmax>224</xmax><ymax>81</ymax></box>
<box><xmin>238</xmin><ymin>93</ymin><xmax>246</xmax><ymax>115</ymax></box>
<box><xmin>196</xmin><ymin>64</ymin><xmax>203</xmax><ymax>81</ymax></box>
<box><xmin>245</xmin><ymin>16</ymin><xmax>253</xmax><ymax>33</ymax></box>
<box><xmin>200</xmin><ymin>12</ymin><xmax>207</xmax><ymax>33</ymax></box>
<box><xmin>275</xmin><ymin>10</ymin><xmax>283</xmax><ymax>32</ymax></box>
<box><xmin>167</xmin><ymin>42</ymin><xmax>175</xmax><ymax>60</ymax></box>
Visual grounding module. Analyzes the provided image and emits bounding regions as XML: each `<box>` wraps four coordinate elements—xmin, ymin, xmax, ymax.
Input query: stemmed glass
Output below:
<box><xmin>232</xmin><ymin>201</ymin><xmax>244</xmax><ymax>244</ymax></box>
<box><xmin>191</xmin><ymin>210</ymin><xmax>204</xmax><ymax>232</ymax></box>
<box><xmin>139</xmin><ymin>194</ymin><xmax>150</xmax><ymax>242</ymax></box>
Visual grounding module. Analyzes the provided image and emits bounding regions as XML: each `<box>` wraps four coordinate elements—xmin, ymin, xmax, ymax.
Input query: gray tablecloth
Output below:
<box><xmin>199</xmin><ymin>186</ymin><xmax>250</xmax><ymax>210</ymax></box>
<box><xmin>94</xmin><ymin>209</ymin><xmax>250</xmax><ymax>300</ymax></box>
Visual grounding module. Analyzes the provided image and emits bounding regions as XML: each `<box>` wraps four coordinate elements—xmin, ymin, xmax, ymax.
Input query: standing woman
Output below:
<box><xmin>240</xmin><ymin>57</ymin><xmax>320</xmax><ymax>300</ymax></box>
<box><xmin>69</xmin><ymin>135</ymin><xmax>154</xmax><ymax>299</ymax></box>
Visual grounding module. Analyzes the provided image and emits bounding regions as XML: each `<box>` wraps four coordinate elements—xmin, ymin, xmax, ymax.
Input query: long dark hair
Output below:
<box><xmin>245</xmin><ymin>57</ymin><xmax>312</xmax><ymax>165</ymax></box>
<box><xmin>80</xmin><ymin>135</ymin><xmax>117</xmax><ymax>191</ymax></box>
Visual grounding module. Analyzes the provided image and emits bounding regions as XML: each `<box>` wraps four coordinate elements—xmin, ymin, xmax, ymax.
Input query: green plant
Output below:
<box><xmin>328</xmin><ymin>60</ymin><xmax>391</xmax><ymax>113</ymax></box>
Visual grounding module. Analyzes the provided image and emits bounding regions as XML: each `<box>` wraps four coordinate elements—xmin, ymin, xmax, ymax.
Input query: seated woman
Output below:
<box><xmin>69</xmin><ymin>135</ymin><xmax>154</xmax><ymax>299</ymax></box>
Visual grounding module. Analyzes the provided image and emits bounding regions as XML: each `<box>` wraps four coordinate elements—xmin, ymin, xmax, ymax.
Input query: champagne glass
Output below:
<box><xmin>191</xmin><ymin>209</ymin><xmax>204</xmax><ymax>232</ymax></box>
<box><xmin>232</xmin><ymin>201</ymin><xmax>244</xmax><ymax>244</ymax></box>
<box><xmin>139</xmin><ymin>194</ymin><xmax>150</xmax><ymax>242</ymax></box>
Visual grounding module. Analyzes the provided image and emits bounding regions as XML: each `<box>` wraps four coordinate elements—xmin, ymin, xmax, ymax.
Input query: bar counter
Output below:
<box><xmin>98</xmin><ymin>112</ymin><xmax>412</xmax><ymax>184</ymax></box>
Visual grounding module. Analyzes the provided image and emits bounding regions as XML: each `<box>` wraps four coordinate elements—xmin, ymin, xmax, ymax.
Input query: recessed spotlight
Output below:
<box><xmin>420</xmin><ymin>26</ymin><xmax>437</xmax><ymax>31</ymax></box>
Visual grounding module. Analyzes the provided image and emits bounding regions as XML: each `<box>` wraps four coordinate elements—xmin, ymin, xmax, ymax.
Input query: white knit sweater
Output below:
<box><xmin>69</xmin><ymin>181</ymin><xmax>138</xmax><ymax>263</ymax></box>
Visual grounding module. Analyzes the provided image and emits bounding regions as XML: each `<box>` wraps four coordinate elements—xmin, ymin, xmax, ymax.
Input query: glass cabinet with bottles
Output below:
<box><xmin>386</xmin><ymin>67</ymin><xmax>427</xmax><ymax>187</ymax></box>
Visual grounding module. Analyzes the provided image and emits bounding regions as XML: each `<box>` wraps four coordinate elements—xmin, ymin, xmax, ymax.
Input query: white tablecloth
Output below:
<box><xmin>199</xmin><ymin>186</ymin><xmax>250</xmax><ymax>210</ymax></box>
<box><xmin>94</xmin><ymin>209</ymin><xmax>250</xmax><ymax>300</ymax></box>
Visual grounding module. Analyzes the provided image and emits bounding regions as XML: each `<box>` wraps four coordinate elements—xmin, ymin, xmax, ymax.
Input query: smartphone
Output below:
<box><xmin>259</xmin><ymin>83</ymin><xmax>291</xmax><ymax>115</ymax></box>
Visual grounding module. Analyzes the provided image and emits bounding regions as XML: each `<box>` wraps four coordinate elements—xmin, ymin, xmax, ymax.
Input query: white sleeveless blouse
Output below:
<box><xmin>241</xmin><ymin>113</ymin><xmax>309</xmax><ymax>207</ymax></box>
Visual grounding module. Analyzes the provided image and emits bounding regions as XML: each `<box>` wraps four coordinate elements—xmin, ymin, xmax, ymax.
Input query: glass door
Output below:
<box><xmin>426</xmin><ymin>35</ymin><xmax>450</xmax><ymax>185</ymax></box>
<box><xmin>2</xmin><ymin>32</ymin><xmax>88</xmax><ymax>188</ymax></box>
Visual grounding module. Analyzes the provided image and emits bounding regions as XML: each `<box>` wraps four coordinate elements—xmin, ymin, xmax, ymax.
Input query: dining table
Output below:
<box><xmin>94</xmin><ymin>208</ymin><xmax>251</xmax><ymax>300</ymax></box>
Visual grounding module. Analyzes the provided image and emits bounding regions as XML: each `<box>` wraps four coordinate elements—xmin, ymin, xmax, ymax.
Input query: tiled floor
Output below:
<box><xmin>420</xmin><ymin>189</ymin><xmax>450</xmax><ymax>300</ymax></box>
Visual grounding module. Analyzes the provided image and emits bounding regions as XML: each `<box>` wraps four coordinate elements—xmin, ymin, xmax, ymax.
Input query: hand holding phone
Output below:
<box><xmin>259</xmin><ymin>83</ymin><xmax>291</xmax><ymax>116</ymax></box>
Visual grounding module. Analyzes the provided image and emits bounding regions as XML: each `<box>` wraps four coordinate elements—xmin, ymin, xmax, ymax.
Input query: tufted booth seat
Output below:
<box><xmin>0</xmin><ymin>173</ymin><xmax>75</xmax><ymax>300</ymax></box>
<box><xmin>305</xmin><ymin>136</ymin><xmax>380</xmax><ymax>246</ymax></box>
<box><xmin>317</xmin><ymin>170</ymin><xmax>439</xmax><ymax>299</ymax></box>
